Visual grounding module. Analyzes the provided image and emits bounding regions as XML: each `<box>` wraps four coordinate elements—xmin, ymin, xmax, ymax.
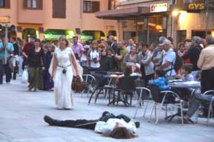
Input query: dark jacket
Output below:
<box><xmin>182</xmin><ymin>45</ymin><xmax>202</xmax><ymax>71</ymax></box>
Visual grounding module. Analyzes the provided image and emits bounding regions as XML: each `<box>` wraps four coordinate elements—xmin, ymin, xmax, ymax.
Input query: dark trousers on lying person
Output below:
<box><xmin>45</xmin><ymin>111</ymin><xmax>132</xmax><ymax>129</ymax></box>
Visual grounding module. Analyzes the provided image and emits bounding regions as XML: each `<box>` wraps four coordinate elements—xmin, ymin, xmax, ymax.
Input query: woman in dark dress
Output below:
<box><xmin>43</xmin><ymin>44</ymin><xmax>54</xmax><ymax>90</ymax></box>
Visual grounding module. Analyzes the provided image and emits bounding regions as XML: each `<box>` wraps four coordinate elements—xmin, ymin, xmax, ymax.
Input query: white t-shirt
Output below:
<box><xmin>95</xmin><ymin>118</ymin><xmax>137</xmax><ymax>134</ymax></box>
<box><xmin>162</xmin><ymin>48</ymin><xmax>176</xmax><ymax>76</ymax></box>
<box><xmin>89</xmin><ymin>50</ymin><xmax>100</xmax><ymax>68</ymax></box>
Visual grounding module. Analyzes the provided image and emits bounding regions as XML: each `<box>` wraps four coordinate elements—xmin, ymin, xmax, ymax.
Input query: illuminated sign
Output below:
<box><xmin>150</xmin><ymin>3</ymin><xmax>168</xmax><ymax>13</ymax></box>
<box><xmin>0</xmin><ymin>16</ymin><xmax>10</xmax><ymax>23</ymax></box>
<box><xmin>187</xmin><ymin>3</ymin><xmax>205</xmax><ymax>10</ymax></box>
<box><xmin>185</xmin><ymin>0</ymin><xmax>205</xmax><ymax>12</ymax></box>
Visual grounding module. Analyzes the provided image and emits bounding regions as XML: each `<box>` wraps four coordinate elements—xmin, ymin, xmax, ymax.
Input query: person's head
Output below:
<box><xmin>103</xmin><ymin>127</ymin><xmax>136</xmax><ymax>139</ymax></box>
<box><xmin>34</xmin><ymin>38</ymin><xmax>40</xmax><ymax>47</ymax></box>
<box><xmin>184</xmin><ymin>39</ymin><xmax>192</xmax><ymax>50</ymax></box>
<box><xmin>91</xmin><ymin>41</ymin><xmax>98</xmax><ymax>50</ymax></box>
<box><xmin>101</xmin><ymin>49</ymin><xmax>107</xmax><ymax>56</ymax></box>
<box><xmin>10</xmin><ymin>37</ymin><xmax>16</xmax><ymax>43</ymax></box>
<box><xmin>128</xmin><ymin>38</ymin><xmax>134</xmax><ymax>45</ymax></box>
<box><xmin>73</xmin><ymin>36</ymin><xmax>78</xmax><ymax>45</ymax></box>
<box><xmin>107</xmin><ymin>48</ymin><xmax>113</xmax><ymax>56</ymax></box>
<box><xmin>124</xmin><ymin>66</ymin><xmax>133</xmax><ymax>76</ymax></box>
<box><xmin>29</xmin><ymin>36</ymin><xmax>36</xmax><ymax>43</ymax></box>
<box><xmin>159</xmin><ymin>38</ymin><xmax>172</xmax><ymax>52</ymax></box>
<box><xmin>192</xmin><ymin>36</ymin><xmax>202</xmax><ymax>46</ymax></box>
<box><xmin>130</xmin><ymin>46</ymin><xmax>136</xmax><ymax>55</ymax></box>
<box><xmin>155</xmin><ymin>70</ymin><xmax>166</xmax><ymax>78</ymax></box>
<box><xmin>59</xmin><ymin>36</ymin><xmax>68</xmax><ymax>48</ymax></box>
<box><xmin>141</xmin><ymin>43</ymin><xmax>149</xmax><ymax>54</ymax></box>
<box><xmin>149</xmin><ymin>43</ymin><xmax>157</xmax><ymax>51</ymax></box>
<box><xmin>205</xmin><ymin>35</ymin><xmax>214</xmax><ymax>46</ymax></box>
<box><xmin>108</xmin><ymin>35</ymin><xmax>114</xmax><ymax>43</ymax></box>
<box><xmin>167</xmin><ymin>37</ymin><xmax>174</xmax><ymax>44</ymax></box>
<box><xmin>181</xmin><ymin>64</ymin><xmax>193</xmax><ymax>76</ymax></box>
<box><xmin>117</xmin><ymin>40</ymin><xmax>125</xmax><ymax>49</ymax></box>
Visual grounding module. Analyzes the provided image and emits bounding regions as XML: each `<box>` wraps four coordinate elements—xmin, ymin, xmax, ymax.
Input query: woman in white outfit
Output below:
<box><xmin>51</xmin><ymin>36</ymin><xmax>79</xmax><ymax>109</ymax></box>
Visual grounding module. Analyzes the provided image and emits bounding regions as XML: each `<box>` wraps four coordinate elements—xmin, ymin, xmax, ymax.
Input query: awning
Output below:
<box><xmin>95</xmin><ymin>7</ymin><xmax>150</xmax><ymax>20</ymax></box>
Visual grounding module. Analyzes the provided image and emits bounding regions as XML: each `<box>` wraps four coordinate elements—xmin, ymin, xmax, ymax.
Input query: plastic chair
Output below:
<box><xmin>148</xmin><ymin>84</ymin><xmax>184</xmax><ymax>124</ymax></box>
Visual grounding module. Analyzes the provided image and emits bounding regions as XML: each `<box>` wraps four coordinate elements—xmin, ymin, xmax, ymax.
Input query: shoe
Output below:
<box><xmin>44</xmin><ymin>115</ymin><xmax>55</xmax><ymax>125</ymax></box>
<box><xmin>135</xmin><ymin>122</ymin><xmax>140</xmax><ymax>128</ymax></box>
<box><xmin>183</xmin><ymin>116</ymin><xmax>194</xmax><ymax>124</ymax></box>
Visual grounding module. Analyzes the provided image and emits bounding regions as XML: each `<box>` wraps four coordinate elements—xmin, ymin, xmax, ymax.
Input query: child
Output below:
<box><xmin>149</xmin><ymin>70</ymin><xmax>169</xmax><ymax>91</ymax></box>
<box><xmin>180</xmin><ymin>64</ymin><xmax>194</xmax><ymax>81</ymax></box>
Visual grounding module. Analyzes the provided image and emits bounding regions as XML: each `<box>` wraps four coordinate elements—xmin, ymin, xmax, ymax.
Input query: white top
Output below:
<box><xmin>95</xmin><ymin>118</ymin><xmax>137</xmax><ymax>134</ymax></box>
<box><xmin>126</xmin><ymin>45</ymin><xmax>132</xmax><ymax>53</ymax></box>
<box><xmin>89</xmin><ymin>50</ymin><xmax>100</xmax><ymax>68</ymax></box>
<box><xmin>162</xmin><ymin>48</ymin><xmax>176</xmax><ymax>76</ymax></box>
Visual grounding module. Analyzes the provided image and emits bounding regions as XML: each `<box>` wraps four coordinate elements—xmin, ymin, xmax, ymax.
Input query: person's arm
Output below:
<box><xmin>70</xmin><ymin>50</ymin><xmax>79</xmax><ymax>76</ymax></box>
<box><xmin>197</xmin><ymin>50</ymin><xmax>204</xmax><ymax>69</ymax></box>
<box><xmin>182</xmin><ymin>47</ymin><xmax>192</xmax><ymax>60</ymax></box>
<box><xmin>51</xmin><ymin>53</ymin><xmax>57</xmax><ymax>77</ymax></box>
<box><xmin>141</xmin><ymin>52</ymin><xmax>152</xmax><ymax>65</ymax></box>
<box><xmin>158</xmin><ymin>61</ymin><xmax>171</xmax><ymax>70</ymax></box>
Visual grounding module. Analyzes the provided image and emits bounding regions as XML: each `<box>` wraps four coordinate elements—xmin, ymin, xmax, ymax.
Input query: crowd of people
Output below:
<box><xmin>0</xmin><ymin>33</ymin><xmax>214</xmax><ymax>139</ymax></box>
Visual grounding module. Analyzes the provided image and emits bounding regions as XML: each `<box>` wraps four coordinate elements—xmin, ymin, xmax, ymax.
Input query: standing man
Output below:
<box><xmin>158</xmin><ymin>38</ymin><xmax>176</xmax><ymax>77</ymax></box>
<box><xmin>0</xmin><ymin>37</ymin><xmax>14</xmax><ymax>84</ymax></box>
<box><xmin>22</xmin><ymin>36</ymin><xmax>36</xmax><ymax>69</ymax></box>
<box><xmin>71</xmin><ymin>36</ymin><xmax>84</xmax><ymax>60</ymax></box>
<box><xmin>108</xmin><ymin>35</ymin><xmax>118</xmax><ymax>54</ymax></box>
<box><xmin>197</xmin><ymin>35</ymin><xmax>214</xmax><ymax>93</ymax></box>
<box><xmin>182</xmin><ymin>36</ymin><xmax>203</xmax><ymax>71</ymax></box>
<box><xmin>126</xmin><ymin>38</ymin><xmax>135</xmax><ymax>53</ymax></box>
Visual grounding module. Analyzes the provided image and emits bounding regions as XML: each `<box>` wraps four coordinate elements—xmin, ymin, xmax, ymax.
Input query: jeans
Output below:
<box><xmin>187</xmin><ymin>89</ymin><xmax>214</xmax><ymax>117</ymax></box>
<box><xmin>0</xmin><ymin>60</ymin><xmax>12</xmax><ymax>84</ymax></box>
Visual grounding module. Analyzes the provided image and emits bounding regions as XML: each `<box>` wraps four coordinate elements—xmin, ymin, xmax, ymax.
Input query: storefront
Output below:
<box><xmin>44</xmin><ymin>29</ymin><xmax>75</xmax><ymax>40</ymax></box>
<box><xmin>96</xmin><ymin>2</ymin><xmax>170</xmax><ymax>44</ymax></box>
<box><xmin>81</xmin><ymin>30</ymin><xmax>105</xmax><ymax>42</ymax></box>
<box><xmin>174</xmin><ymin>0</ymin><xmax>214</xmax><ymax>43</ymax></box>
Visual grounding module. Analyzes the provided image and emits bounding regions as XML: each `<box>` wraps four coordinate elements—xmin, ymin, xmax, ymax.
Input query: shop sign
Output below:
<box><xmin>0</xmin><ymin>16</ymin><xmax>10</xmax><ymax>23</ymax></box>
<box><xmin>150</xmin><ymin>3</ymin><xmax>168</xmax><ymax>13</ymax></box>
<box><xmin>185</xmin><ymin>0</ymin><xmax>205</xmax><ymax>12</ymax></box>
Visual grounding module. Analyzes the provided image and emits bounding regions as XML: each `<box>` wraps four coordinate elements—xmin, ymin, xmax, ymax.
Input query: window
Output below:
<box><xmin>52</xmin><ymin>0</ymin><xmax>66</xmax><ymax>18</ymax></box>
<box><xmin>0</xmin><ymin>0</ymin><xmax>10</xmax><ymax>8</ymax></box>
<box><xmin>24</xmin><ymin>0</ymin><xmax>42</xmax><ymax>9</ymax></box>
<box><xmin>83</xmin><ymin>1</ymin><xmax>100</xmax><ymax>13</ymax></box>
<box><xmin>108</xmin><ymin>0</ymin><xmax>118</xmax><ymax>10</ymax></box>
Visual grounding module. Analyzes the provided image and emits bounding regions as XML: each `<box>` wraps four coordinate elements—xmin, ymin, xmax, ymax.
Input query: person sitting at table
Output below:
<box><xmin>183</xmin><ymin>89</ymin><xmax>214</xmax><ymax>123</ymax></box>
<box><xmin>148</xmin><ymin>70</ymin><xmax>169</xmax><ymax>91</ymax></box>
<box><xmin>44</xmin><ymin>111</ymin><xmax>139</xmax><ymax>139</ymax></box>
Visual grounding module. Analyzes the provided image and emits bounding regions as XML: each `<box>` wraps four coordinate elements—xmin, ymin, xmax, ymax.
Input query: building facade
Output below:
<box><xmin>96</xmin><ymin>0</ymin><xmax>214</xmax><ymax>45</ymax></box>
<box><xmin>0</xmin><ymin>0</ymin><xmax>117</xmax><ymax>41</ymax></box>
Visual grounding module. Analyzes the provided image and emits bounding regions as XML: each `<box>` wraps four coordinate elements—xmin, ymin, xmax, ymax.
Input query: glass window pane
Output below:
<box><xmin>27</xmin><ymin>0</ymin><xmax>32</xmax><ymax>8</ymax></box>
<box><xmin>32</xmin><ymin>0</ymin><xmax>37</xmax><ymax>8</ymax></box>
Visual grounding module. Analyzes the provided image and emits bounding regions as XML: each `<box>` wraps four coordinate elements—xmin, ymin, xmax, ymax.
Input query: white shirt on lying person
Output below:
<box><xmin>94</xmin><ymin>118</ymin><xmax>137</xmax><ymax>134</ymax></box>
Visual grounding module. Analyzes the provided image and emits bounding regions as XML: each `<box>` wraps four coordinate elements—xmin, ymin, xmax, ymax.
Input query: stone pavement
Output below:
<box><xmin>0</xmin><ymin>78</ymin><xmax>214</xmax><ymax>142</ymax></box>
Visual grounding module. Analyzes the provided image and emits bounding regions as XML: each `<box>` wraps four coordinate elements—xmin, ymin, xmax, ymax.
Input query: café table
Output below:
<box><xmin>166</xmin><ymin>80</ymin><xmax>201</xmax><ymax>123</ymax></box>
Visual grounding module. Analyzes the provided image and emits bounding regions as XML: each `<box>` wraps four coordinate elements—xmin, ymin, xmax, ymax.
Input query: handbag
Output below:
<box><xmin>72</xmin><ymin>76</ymin><xmax>87</xmax><ymax>92</ymax></box>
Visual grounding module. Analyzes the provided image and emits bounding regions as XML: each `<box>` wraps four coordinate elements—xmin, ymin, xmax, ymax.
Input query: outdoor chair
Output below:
<box><xmin>88</xmin><ymin>72</ymin><xmax>108</xmax><ymax>104</ymax></box>
<box><xmin>133</xmin><ymin>86</ymin><xmax>152</xmax><ymax>119</ymax></box>
<box><xmin>82</xmin><ymin>74</ymin><xmax>96</xmax><ymax>94</ymax></box>
<box><xmin>148</xmin><ymin>84</ymin><xmax>184</xmax><ymax>124</ymax></box>
<box><xmin>109</xmin><ymin>76</ymin><xmax>138</xmax><ymax>106</ymax></box>
<box><xmin>202</xmin><ymin>90</ymin><xmax>214</xmax><ymax>126</ymax></box>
